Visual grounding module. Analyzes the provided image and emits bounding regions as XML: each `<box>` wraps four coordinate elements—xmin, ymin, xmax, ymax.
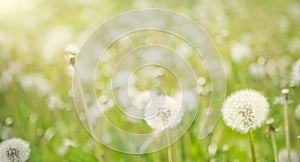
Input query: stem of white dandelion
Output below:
<box><xmin>270</xmin><ymin>131</ymin><xmax>278</xmax><ymax>162</ymax></box>
<box><xmin>138</xmin><ymin>130</ymin><xmax>161</xmax><ymax>153</ymax></box>
<box><xmin>74</xmin><ymin>67</ymin><xmax>104</xmax><ymax>162</ymax></box>
<box><xmin>283</xmin><ymin>94</ymin><xmax>291</xmax><ymax>162</ymax></box>
<box><xmin>248</xmin><ymin>129</ymin><xmax>256</xmax><ymax>162</ymax></box>
<box><xmin>167</xmin><ymin>131</ymin><xmax>172</xmax><ymax>162</ymax></box>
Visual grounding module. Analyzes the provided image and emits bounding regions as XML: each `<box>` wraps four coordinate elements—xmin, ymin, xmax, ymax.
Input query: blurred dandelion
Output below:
<box><xmin>47</xmin><ymin>94</ymin><xmax>63</xmax><ymax>110</ymax></box>
<box><xmin>291</xmin><ymin>59</ymin><xmax>300</xmax><ymax>85</ymax></box>
<box><xmin>18</xmin><ymin>73</ymin><xmax>51</xmax><ymax>96</ymax></box>
<box><xmin>278</xmin><ymin>149</ymin><xmax>298</xmax><ymax>162</ymax></box>
<box><xmin>281</xmin><ymin>88</ymin><xmax>292</xmax><ymax>162</ymax></box>
<box><xmin>266</xmin><ymin>118</ymin><xmax>278</xmax><ymax>162</ymax></box>
<box><xmin>230</xmin><ymin>42</ymin><xmax>252</xmax><ymax>62</ymax></box>
<box><xmin>222</xmin><ymin>89</ymin><xmax>269</xmax><ymax>162</ymax></box>
<box><xmin>57</xmin><ymin>139</ymin><xmax>77</xmax><ymax>155</ymax></box>
<box><xmin>65</xmin><ymin>43</ymin><xmax>79</xmax><ymax>67</ymax></box>
<box><xmin>0</xmin><ymin>138</ymin><xmax>30</xmax><ymax>162</ymax></box>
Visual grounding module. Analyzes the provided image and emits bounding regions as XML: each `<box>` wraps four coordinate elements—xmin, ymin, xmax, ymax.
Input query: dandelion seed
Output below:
<box><xmin>0</xmin><ymin>138</ymin><xmax>30</xmax><ymax>162</ymax></box>
<box><xmin>222</xmin><ymin>89</ymin><xmax>269</xmax><ymax>134</ymax></box>
<box><xmin>291</xmin><ymin>59</ymin><xmax>300</xmax><ymax>85</ymax></box>
<box><xmin>144</xmin><ymin>95</ymin><xmax>183</xmax><ymax>130</ymax></box>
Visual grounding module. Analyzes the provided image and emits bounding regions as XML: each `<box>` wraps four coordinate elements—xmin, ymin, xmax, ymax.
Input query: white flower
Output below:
<box><xmin>144</xmin><ymin>95</ymin><xmax>183</xmax><ymax>130</ymax></box>
<box><xmin>278</xmin><ymin>149</ymin><xmax>299</xmax><ymax>162</ymax></box>
<box><xmin>0</xmin><ymin>138</ymin><xmax>30</xmax><ymax>162</ymax></box>
<box><xmin>292</xmin><ymin>59</ymin><xmax>300</xmax><ymax>85</ymax></box>
<box><xmin>221</xmin><ymin>89</ymin><xmax>269</xmax><ymax>134</ymax></box>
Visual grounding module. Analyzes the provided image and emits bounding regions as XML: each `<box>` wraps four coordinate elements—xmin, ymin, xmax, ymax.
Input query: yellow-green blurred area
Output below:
<box><xmin>0</xmin><ymin>0</ymin><xmax>300</xmax><ymax>161</ymax></box>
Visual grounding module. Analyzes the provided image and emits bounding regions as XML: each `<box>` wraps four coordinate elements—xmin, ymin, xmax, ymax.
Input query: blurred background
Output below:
<box><xmin>0</xmin><ymin>0</ymin><xmax>299</xmax><ymax>161</ymax></box>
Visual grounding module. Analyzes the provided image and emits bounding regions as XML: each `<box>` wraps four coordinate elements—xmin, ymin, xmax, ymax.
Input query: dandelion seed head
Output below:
<box><xmin>65</xmin><ymin>44</ymin><xmax>79</xmax><ymax>55</ymax></box>
<box><xmin>222</xmin><ymin>89</ymin><xmax>269</xmax><ymax>134</ymax></box>
<box><xmin>144</xmin><ymin>95</ymin><xmax>183</xmax><ymax>131</ymax></box>
<box><xmin>0</xmin><ymin>138</ymin><xmax>30</xmax><ymax>162</ymax></box>
<box><xmin>292</xmin><ymin>59</ymin><xmax>300</xmax><ymax>85</ymax></box>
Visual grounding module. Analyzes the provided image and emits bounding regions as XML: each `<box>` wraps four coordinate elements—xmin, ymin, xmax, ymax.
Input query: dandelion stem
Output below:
<box><xmin>248</xmin><ymin>129</ymin><xmax>256</xmax><ymax>162</ymax></box>
<box><xmin>139</xmin><ymin>130</ymin><xmax>161</xmax><ymax>153</ymax></box>
<box><xmin>270</xmin><ymin>131</ymin><xmax>278</xmax><ymax>162</ymax></box>
<box><xmin>74</xmin><ymin>67</ymin><xmax>104</xmax><ymax>162</ymax></box>
<box><xmin>167</xmin><ymin>131</ymin><xmax>172</xmax><ymax>162</ymax></box>
<box><xmin>283</xmin><ymin>93</ymin><xmax>291</xmax><ymax>162</ymax></box>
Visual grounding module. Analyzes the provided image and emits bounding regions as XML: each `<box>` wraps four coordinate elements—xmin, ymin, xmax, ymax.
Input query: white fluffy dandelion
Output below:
<box><xmin>144</xmin><ymin>95</ymin><xmax>183</xmax><ymax>131</ymax></box>
<box><xmin>0</xmin><ymin>138</ymin><xmax>30</xmax><ymax>162</ymax></box>
<box><xmin>292</xmin><ymin>59</ymin><xmax>300</xmax><ymax>85</ymax></box>
<box><xmin>222</xmin><ymin>89</ymin><xmax>269</xmax><ymax>134</ymax></box>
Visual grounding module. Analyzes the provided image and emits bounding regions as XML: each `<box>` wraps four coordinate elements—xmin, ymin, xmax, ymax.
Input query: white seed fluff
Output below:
<box><xmin>221</xmin><ymin>89</ymin><xmax>269</xmax><ymax>134</ymax></box>
<box><xmin>144</xmin><ymin>95</ymin><xmax>183</xmax><ymax>131</ymax></box>
<box><xmin>292</xmin><ymin>59</ymin><xmax>300</xmax><ymax>85</ymax></box>
<box><xmin>0</xmin><ymin>138</ymin><xmax>30</xmax><ymax>162</ymax></box>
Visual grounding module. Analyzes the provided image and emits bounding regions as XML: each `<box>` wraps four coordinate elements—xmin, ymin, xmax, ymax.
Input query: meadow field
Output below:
<box><xmin>0</xmin><ymin>0</ymin><xmax>300</xmax><ymax>161</ymax></box>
